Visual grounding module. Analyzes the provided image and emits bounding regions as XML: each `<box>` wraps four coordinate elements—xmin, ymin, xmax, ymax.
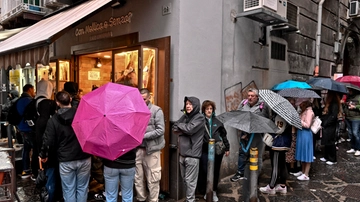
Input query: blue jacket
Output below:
<box><xmin>16</xmin><ymin>93</ymin><xmax>33</xmax><ymax>132</ymax></box>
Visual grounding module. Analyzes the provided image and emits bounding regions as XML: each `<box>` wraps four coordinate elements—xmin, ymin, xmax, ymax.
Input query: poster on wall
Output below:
<box><xmin>224</xmin><ymin>82</ymin><xmax>242</xmax><ymax>112</ymax></box>
<box><xmin>59</xmin><ymin>61</ymin><xmax>70</xmax><ymax>81</ymax></box>
<box><xmin>88</xmin><ymin>71</ymin><xmax>100</xmax><ymax>80</ymax></box>
<box><xmin>241</xmin><ymin>81</ymin><xmax>258</xmax><ymax>101</ymax></box>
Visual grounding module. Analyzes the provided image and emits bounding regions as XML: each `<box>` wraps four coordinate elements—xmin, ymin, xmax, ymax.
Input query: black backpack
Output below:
<box><xmin>23</xmin><ymin>96</ymin><xmax>46</xmax><ymax>129</ymax></box>
<box><xmin>7</xmin><ymin>98</ymin><xmax>22</xmax><ymax>125</ymax></box>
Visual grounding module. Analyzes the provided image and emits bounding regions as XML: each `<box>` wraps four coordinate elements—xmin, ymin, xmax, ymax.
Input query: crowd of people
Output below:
<box><xmin>4</xmin><ymin>80</ymin><xmax>359</xmax><ymax>202</ymax></box>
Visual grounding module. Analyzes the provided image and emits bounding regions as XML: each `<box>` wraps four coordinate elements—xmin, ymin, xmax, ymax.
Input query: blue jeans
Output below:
<box><xmin>237</xmin><ymin>149</ymin><xmax>246</xmax><ymax>174</ymax></box>
<box><xmin>345</xmin><ymin>119</ymin><xmax>353</xmax><ymax>142</ymax></box>
<box><xmin>104</xmin><ymin>166</ymin><xmax>135</xmax><ymax>202</ymax></box>
<box><xmin>350</xmin><ymin>120</ymin><xmax>360</xmax><ymax>150</ymax></box>
<box><xmin>59</xmin><ymin>158</ymin><xmax>91</xmax><ymax>202</ymax></box>
<box><xmin>46</xmin><ymin>167</ymin><xmax>58</xmax><ymax>202</ymax></box>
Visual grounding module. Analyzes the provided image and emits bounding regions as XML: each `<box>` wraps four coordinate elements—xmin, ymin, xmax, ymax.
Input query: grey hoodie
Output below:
<box><xmin>36</xmin><ymin>79</ymin><xmax>53</xmax><ymax>99</ymax></box>
<box><xmin>173</xmin><ymin>96</ymin><xmax>205</xmax><ymax>158</ymax></box>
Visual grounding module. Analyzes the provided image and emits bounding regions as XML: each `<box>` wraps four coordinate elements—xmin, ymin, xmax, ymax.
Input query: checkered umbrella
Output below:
<box><xmin>277</xmin><ymin>88</ymin><xmax>321</xmax><ymax>99</ymax></box>
<box><xmin>217</xmin><ymin>111</ymin><xmax>279</xmax><ymax>133</ymax></box>
<box><xmin>259</xmin><ymin>89</ymin><xmax>302</xmax><ymax>129</ymax></box>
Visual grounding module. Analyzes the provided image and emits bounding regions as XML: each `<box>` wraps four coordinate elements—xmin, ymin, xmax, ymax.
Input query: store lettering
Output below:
<box><xmin>75</xmin><ymin>12</ymin><xmax>133</xmax><ymax>37</ymax></box>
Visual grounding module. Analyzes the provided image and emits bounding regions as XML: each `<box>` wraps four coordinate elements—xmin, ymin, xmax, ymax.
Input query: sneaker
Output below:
<box><xmin>347</xmin><ymin>138</ymin><xmax>351</xmax><ymax>142</ymax></box>
<box><xmin>340</xmin><ymin>137</ymin><xmax>346</xmax><ymax>142</ymax></box>
<box><xmin>347</xmin><ymin>149</ymin><xmax>356</xmax><ymax>153</ymax></box>
<box><xmin>213</xmin><ymin>191</ymin><xmax>218</xmax><ymax>202</ymax></box>
<box><xmin>355</xmin><ymin>151</ymin><xmax>360</xmax><ymax>156</ymax></box>
<box><xmin>313</xmin><ymin>156</ymin><xmax>316</xmax><ymax>160</ymax></box>
<box><xmin>319</xmin><ymin>157</ymin><xmax>326</xmax><ymax>162</ymax></box>
<box><xmin>292</xmin><ymin>171</ymin><xmax>303</xmax><ymax>177</ymax></box>
<box><xmin>30</xmin><ymin>175</ymin><xmax>36</xmax><ymax>181</ymax></box>
<box><xmin>326</xmin><ymin>161</ymin><xmax>337</xmax><ymax>165</ymax></box>
<box><xmin>259</xmin><ymin>185</ymin><xmax>276</xmax><ymax>195</ymax></box>
<box><xmin>21</xmin><ymin>170</ymin><xmax>31</xmax><ymax>179</ymax></box>
<box><xmin>274</xmin><ymin>184</ymin><xmax>287</xmax><ymax>194</ymax></box>
<box><xmin>230</xmin><ymin>172</ymin><xmax>244</xmax><ymax>182</ymax></box>
<box><xmin>297</xmin><ymin>174</ymin><xmax>310</xmax><ymax>181</ymax></box>
<box><xmin>94</xmin><ymin>193</ymin><xmax>106</xmax><ymax>201</ymax></box>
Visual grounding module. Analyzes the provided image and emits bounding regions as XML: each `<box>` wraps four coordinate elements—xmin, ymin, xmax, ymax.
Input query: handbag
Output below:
<box><xmin>205</xmin><ymin>125</ymin><xmax>226</xmax><ymax>155</ymax></box>
<box><xmin>263</xmin><ymin>133</ymin><xmax>274</xmax><ymax>147</ymax></box>
<box><xmin>311</xmin><ymin>116</ymin><xmax>322</xmax><ymax>134</ymax></box>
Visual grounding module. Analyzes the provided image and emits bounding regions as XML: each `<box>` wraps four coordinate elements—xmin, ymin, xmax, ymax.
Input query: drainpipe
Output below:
<box><xmin>314</xmin><ymin>0</ymin><xmax>326</xmax><ymax>77</ymax></box>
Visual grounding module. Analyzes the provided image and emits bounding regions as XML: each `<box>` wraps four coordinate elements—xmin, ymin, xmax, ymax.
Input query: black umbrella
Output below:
<box><xmin>277</xmin><ymin>88</ymin><xmax>321</xmax><ymax>99</ymax></box>
<box><xmin>35</xmin><ymin>159</ymin><xmax>48</xmax><ymax>202</ymax></box>
<box><xmin>217</xmin><ymin>111</ymin><xmax>279</xmax><ymax>133</ymax></box>
<box><xmin>259</xmin><ymin>89</ymin><xmax>302</xmax><ymax>129</ymax></box>
<box><xmin>307</xmin><ymin>77</ymin><xmax>348</xmax><ymax>94</ymax></box>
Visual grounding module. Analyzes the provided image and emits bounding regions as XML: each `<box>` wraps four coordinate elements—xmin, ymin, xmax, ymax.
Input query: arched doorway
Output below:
<box><xmin>343</xmin><ymin>32</ymin><xmax>360</xmax><ymax>75</ymax></box>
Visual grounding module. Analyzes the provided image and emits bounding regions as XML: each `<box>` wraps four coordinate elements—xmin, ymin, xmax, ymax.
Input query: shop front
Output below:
<box><xmin>52</xmin><ymin>6</ymin><xmax>171</xmax><ymax>192</ymax></box>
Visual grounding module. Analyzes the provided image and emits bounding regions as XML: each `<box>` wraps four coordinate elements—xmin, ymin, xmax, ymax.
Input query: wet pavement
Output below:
<box><xmin>10</xmin><ymin>140</ymin><xmax>360</xmax><ymax>201</ymax></box>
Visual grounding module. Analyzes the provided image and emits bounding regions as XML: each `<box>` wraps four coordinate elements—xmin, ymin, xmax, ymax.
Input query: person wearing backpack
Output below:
<box><xmin>1</xmin><ymin>90</ymin><xmax>19</xmax><ymax>139</ymax></box>
<box><xmin>16</xmin><ymin>84</ymin><xmax>36</xmax><ymax>179</ymax></box>
<box><xmin>35</xmin><ymin>79</ymin><xmax>59</xmax><ymax>202</ymax></box>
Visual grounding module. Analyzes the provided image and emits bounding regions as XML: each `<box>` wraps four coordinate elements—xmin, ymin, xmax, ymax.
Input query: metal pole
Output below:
<box><xmin>206</xmin><ymin>138</ymin><xmax>215</xmax><ymax>202</ymax></box>
<box><xmin>249</xmin><ymin>147</ymin><xmax>258</xmax><ymax>202</ymax></box>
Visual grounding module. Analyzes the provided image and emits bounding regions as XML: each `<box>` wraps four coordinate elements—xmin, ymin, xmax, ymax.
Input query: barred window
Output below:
<box><xmin>271</xmin><ymin>41</ymin><xmax>286</xmax><ymax>61</ymax></box>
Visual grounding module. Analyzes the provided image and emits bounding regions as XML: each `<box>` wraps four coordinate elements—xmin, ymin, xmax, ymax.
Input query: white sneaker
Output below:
<box><xmin>297</xmin><ymin>174</ymin><xmax>310</xmax><ymax>181</ymax></box>
<box><xmin>347</xmin><ymin>138</ymin><xmax>351</xmax><ymax>142</ymax></box>
<box><xmin>355</xmin><ymin>151</ymin><xmax>360</xmax><ymax>156</ymax></box>
<box><xmin>326</xmin><ymin>161</ymin><xmax>337</xmax><ymax>165</ymax></box>
<box><xmin>293</xmin><ymin>171</ymin><xmax>303</xmax><ymax>177</ymax></box>
<box><xmin>347</xmin><ymin>149</ymin><xmax>356</xmax><ymax>153</ymax></box>
<box><xmin>259</xmin><ymin>184</ymin><xmax>276</xmax><ymax>194</ymax></box>
<box><xmin>274</xmin><ymin>184</ymin><xmax>287</xmax><ymax>194</ymax></box>
<box><xmin>319</xmin><ymin>157</ymin><xmax>326</xmax><ymax>162</ymax></box>
<box><xmin>213</xmin><ymin>191</ymin><xmax>218</xmax><ymax>202</ymax></box>
<box><xmin>313</xmin><ymin>156</ymin><xmax>316</xmax><ymax>160</ymax></box>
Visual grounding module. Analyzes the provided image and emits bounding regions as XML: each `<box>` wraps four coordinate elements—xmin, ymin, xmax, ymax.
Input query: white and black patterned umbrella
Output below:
<box><xmin>277</xmin><ymin>88</ymin><xmax>321</xmax><ymax>99</ymax></box>
<box><xmin>217</xmin><ymin>111</ymin><xmax>279</xmax><ymax>133</ymax></box>
<box><xmin>259</xmin><ymin>89</ymin><xmax>302</xmax><ymax>129</ymax></box>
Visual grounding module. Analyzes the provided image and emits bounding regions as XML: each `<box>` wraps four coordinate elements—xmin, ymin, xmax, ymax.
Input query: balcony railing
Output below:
<box><xmin>1</xmin><ymin>2</ymin><xmax>46</xmax><ymax>23</ymax></box>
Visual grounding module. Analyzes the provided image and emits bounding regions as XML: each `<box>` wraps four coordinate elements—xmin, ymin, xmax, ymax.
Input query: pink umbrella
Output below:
<box><xmin>336</xmin><ymin>75</ymin><xmax>360</xmax><ymax>87</ymax></box>
<box><xmin>72</xmin><ymin>82</ymin><xmax>151</xmax><ymax>161</ymax></box>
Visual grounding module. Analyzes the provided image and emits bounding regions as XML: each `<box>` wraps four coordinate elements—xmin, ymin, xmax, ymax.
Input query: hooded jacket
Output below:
<box><xmin>173</xmin><ymin>96</ymin><xmax>205</xmax><ymax>158</ymax></box>
<box><xmin>36</xmin><ymin>79</ymin><xmax>53</xmax><ymax>99</ymax></box>
<box><xmin>40</xmin><ymin>107</ymin><xmax>90</xmax><ymax>162</ymax></box>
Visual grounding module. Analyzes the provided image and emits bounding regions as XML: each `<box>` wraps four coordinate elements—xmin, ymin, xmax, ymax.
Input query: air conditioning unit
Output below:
<box><xmin>270</xmin><ymin>1</ymin><xmax>297</xmax><ymax>32</ymax></box>
<box><xmin>244</xmin><ymin>0</ymin><xmax>287</xmax><ymax>19</ymax></box>
<box><xmin>349</xmin><ymin>1</ymin><xmax>359</xmax><ymax>17</ymax></box>
<box><xmin>244</xmin><ymin>0</ymin><xmax>278</xmax><ymax>12</ymax></box>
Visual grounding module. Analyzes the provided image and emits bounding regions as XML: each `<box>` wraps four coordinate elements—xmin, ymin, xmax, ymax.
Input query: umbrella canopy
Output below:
<box><xmin>343</xmin><ymin>82</ymin><xmax>360</xmax><ymax>92</ymax></box>
<box><xmin>72</xmin><ymin>82</ymin><xmax>151</xmax><ymax>161</ymax></box>
<box><xmin>272</xmin><ymin>80</ymin><xmax>312</xmax><ymax>91</ymax></box>
<box><xmin>217</xmin><ymin>111</ymin><xmax>279</xmax><ymax>133</ymax></box>
<box><xmin>335</xmin><ymin>75</ymin><xmax>360</xmax><ymax>87</ymax></box>
<box><xmin>277</xmin><ymin>88</ymin><xmax>321</xmax><ymax>99</ymax></box>
<box><xmin>259</xmin><ymin>89</ymin><xmax>302</xmax><ymax>129</ymax></box>
<box><xmin>307</xmin><ymin>77</ymin><xmax>348</xmax><ymax>94</ymax></box>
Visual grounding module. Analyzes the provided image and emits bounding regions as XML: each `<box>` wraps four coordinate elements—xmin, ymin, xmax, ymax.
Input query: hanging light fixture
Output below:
<box><xmin>96</xmin><ymin>58</ymin><xmax>102</xmax><ymax>68</ymax></box>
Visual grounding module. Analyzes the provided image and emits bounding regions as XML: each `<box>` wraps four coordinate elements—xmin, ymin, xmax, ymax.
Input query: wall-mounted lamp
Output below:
<box><xmin>96</xmin><ymin>58</ymin><xmax>102</xmax><ymax>68</ymax></box>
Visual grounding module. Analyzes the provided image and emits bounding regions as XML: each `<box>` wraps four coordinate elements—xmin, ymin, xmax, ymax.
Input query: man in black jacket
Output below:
<box><xmin>173</xmin><ymin>96</ymin><xmax>205</xmax><ymax>202</ymax></box>
<box><xmin>40</xmin><ymin>91</ymin><xmax>91</xmax><ymax>202</ymax></box>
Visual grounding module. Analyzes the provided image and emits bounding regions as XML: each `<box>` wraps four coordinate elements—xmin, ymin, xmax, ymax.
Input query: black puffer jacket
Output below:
<box><xmin>173</xmin><ymin>96</ymin><xmax>205</xmax><ymax>158</ymax></box>
<box><xmin>40</xmin><ymin>107</ymin><xmax>90</xmax><ymax>162</ymax></box>
<box><xmin>202</xmin><ymin>116</ymin><xmax>230</xmax><ymax>153</ymax></box>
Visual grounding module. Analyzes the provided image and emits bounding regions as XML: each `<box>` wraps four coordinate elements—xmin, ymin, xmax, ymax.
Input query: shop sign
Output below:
<box><xmin>75</xmin><ymin>12</ymin><xmax>133</xmax><ymax>37</ymax></box>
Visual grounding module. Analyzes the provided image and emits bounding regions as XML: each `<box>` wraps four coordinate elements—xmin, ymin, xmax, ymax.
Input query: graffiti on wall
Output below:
<box><xmin>224</xmin><ymin>81</ymin><xmax>258</xmax><ymax>112</ymax></box>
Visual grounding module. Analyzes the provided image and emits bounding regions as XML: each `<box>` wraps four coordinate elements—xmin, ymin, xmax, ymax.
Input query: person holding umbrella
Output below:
<box><xmin>344</xmin><ymin>88</ymin><xmax>360</xmax><ymax>156</ymax></box>
<box><xmin>172</xmin><ymin>96</ymin><xmax>205</xmax><ymax>202</ymax></box>
<box><xmin>319</xmin><ymin>91</ymin><xmax>342</xmax><ymax>165</ymax></box>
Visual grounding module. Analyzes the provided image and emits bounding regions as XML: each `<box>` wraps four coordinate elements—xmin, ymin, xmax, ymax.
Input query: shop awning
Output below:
<box><xmin>0</xmin><ymin>0</ymin><xmax>111</xmax><ymax>68</ymax></box>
